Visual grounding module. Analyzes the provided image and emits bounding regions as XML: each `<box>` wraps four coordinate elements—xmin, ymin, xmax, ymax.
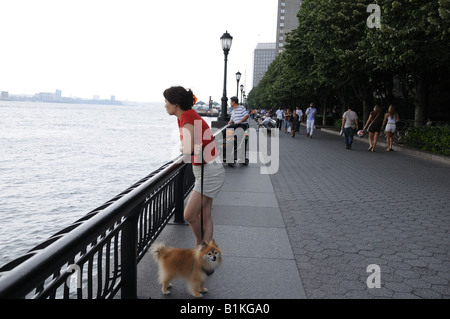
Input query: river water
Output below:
<box><xmin>0</xmin><ymin>101</ymin><xmax>215</xmax><ymax>267</ymax></box>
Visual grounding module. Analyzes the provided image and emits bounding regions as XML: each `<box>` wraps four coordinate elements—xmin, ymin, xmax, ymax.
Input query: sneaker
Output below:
<box><xmin>307</xmin><ymin>133</ymin><xmax>310</xmax><ymax>138</ymax></box>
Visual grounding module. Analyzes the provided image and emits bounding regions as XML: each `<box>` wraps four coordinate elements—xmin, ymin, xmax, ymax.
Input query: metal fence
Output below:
<box><xmin>0</xmin><ymin>124</ymin><xmax>229</xmax><ymax>299</ymax></box>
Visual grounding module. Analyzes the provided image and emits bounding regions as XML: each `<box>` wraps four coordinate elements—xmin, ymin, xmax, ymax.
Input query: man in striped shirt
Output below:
<box><xmin>228</xmin><ymin>96</ymin><xmax>249</xmax><ymax>129</ymax></box>
<box><xmin>227</xmin><ymin>96</ymin><xmax>249</xmax><ymax>165</ymax></box>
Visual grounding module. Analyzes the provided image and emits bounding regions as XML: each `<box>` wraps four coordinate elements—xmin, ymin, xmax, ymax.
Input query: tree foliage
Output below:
<box><xmin>248</xmin><ymin>0</ymin><xmax>450</xmax><ymax>125</ymax></box>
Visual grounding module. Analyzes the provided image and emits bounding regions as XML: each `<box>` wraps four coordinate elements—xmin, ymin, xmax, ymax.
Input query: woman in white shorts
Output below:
<box><xmin>164</xmin><ymin>86</ymin><xmax>225</xmax><ymax>245</ymax></box>
<box><xmin>382</xmin><ymin>105</ymin><xmax>400</xmax><ymax>152</ymax></box>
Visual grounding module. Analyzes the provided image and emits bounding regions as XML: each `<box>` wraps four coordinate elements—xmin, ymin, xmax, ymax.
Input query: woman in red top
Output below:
<box><xmin>164</xmin><ymin>86</ymin><xmax>225</xmax><ymax>245</ymax></box>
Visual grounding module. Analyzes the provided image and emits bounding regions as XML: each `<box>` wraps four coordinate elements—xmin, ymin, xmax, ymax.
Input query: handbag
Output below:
<box><xmin>367</xmin><ymin>112</ymin><xmax>381</xmax><ymax>132</ymax></box>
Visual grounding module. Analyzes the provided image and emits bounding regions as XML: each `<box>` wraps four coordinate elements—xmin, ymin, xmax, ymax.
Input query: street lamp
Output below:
<box><xmin>219</xmin><ymin>31</ymin><xmax>233</xmax><ymax>122</ymax></box>
<box><xmin>240</xmin><ymin>84</ymin><xmax>244</xmax><ymax>104</ymax></box>
<box><xmin>235</xmin><ymin>71</ymin><xmax>241</xmax><ymax>103</ymax></box>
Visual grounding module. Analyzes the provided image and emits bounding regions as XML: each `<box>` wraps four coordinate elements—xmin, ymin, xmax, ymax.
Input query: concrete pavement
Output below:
<box><xmin>137</xmin><ymin>140</ymin><xmax>306</xmax><ymax>299</ymax></box>
<box><xmin>137</xmin><ymin>120</ymin><xmax>450</xmax><ymax>299</ymax></box>
<box><xmin>270</xmin><ymin>124</ymin><xmax>450</xmax><ymax>298</ymax></box>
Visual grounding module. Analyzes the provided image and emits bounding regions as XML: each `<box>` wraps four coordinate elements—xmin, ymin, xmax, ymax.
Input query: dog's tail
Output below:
<box><xmin>150</xmin><ymin>242</ymin><xmax>166</xmax><ymax>262</ymax></box>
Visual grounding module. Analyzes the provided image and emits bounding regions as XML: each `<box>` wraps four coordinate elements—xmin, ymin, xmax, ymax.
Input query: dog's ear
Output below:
<box><xmin>210</xmin><ymin>239</ymin><xmax>217</xmax><ymax>246</ymax></box>
<box><xmin>200</xmin><ymin>241</ymin><xmax>208</xmax><ymax>251</ymax></box>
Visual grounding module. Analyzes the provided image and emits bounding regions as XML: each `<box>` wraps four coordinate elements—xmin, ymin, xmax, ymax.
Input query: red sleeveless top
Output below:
<box><xmin>177</xmin><ymin>109</ymin><xmax>217</xmax><ymax>166</ymax></box>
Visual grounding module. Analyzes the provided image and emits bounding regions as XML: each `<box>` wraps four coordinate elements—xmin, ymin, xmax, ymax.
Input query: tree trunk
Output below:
<box><xmin>413</xmin><ymin>77</ymin><xmax>429</xmax><ymax>127</ymax></box>
<box><xmin>362</xmin><ymin>100</ymin><xmax>369</xmax><ymax>123</ymax></box>
<box><xmin>404</xmin><ymin>73</ymin><xmax>430</xmax><ymax>127</ymax></box>
<box><xmin>318</xmin><ymin>94</ymin><xmax>328</xmax><ymax>127</ymax></box>
<box><xmin>353</xmin><ymin>81</ymin><xmax>373</xmax><ymax>123</ymax></box>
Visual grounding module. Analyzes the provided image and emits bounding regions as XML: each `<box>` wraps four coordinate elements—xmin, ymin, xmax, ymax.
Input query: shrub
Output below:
<box><xmin>315</xmin><ymin>115</ymin><xmax>335</xmax><ymax>126</ymax></box>
<box><xmin>404</xmin><ymin>126</ymin><xmax>450</xmax><ymax>156</ymax></box>
<box><xmin>335</xmin><ymin>119</ymin><xmax>343</xmax><ymax>131</ymax></box>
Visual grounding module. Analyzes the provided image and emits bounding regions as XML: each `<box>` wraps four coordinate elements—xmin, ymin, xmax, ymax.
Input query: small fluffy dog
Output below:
<box><xmin>150</xmin><ymin>240</ymin><xmax>222</xmax><ymax>297</ymax></box>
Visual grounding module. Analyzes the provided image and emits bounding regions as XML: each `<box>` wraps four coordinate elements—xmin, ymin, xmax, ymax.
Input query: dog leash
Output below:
<box><xmin>200</xmin><ymin>144</ymin><xmax>204</xmax><ymax>242</ymax></box>
<box><xmin>194</xmin><ymin>124</ymin><xmax>205</xmax><ymax>242</ymax></box>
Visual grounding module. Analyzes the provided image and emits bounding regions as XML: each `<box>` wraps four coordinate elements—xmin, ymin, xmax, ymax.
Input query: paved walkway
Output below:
<box><xmin>137</xmin><ymin>121</ymin><xmax>450</xmax><ymax>299</ymax></box>
<box><xmin>137</xmin><ymin>130</ymin><xmax>306</xmax><ymax>299</ymax></box>
<box><xmin>270</xmin><ymin>124</ymin><xmax>450</xmax><ymax>298</ymax></box>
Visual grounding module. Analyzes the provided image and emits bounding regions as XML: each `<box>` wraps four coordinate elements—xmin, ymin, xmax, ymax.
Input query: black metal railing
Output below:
<box><xmin>0</xmin><ymin>124</ymin><xmax>229</xmax><ymax>299</ymax></box>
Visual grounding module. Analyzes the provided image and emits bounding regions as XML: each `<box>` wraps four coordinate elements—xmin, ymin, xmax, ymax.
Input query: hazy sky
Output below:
<box><xmin>0</xmin><ymin>0</ymin><xmax>278</xmax><ymax>103</ymax></box>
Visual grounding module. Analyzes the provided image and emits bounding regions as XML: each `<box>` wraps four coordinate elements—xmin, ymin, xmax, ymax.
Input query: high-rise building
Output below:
<box><xmin>55</xmin><ymin>89</ymin><xmax>62</xmax><ymax>101</ymax></box>
<box><xmin>276</xmin><ymin>0</ymin><xmax>304</xmax><ymax>54</ymax></box>
<box><xmin>251</xmin><ymin>1</ymin><xmax>304</xmax><ymax>88</ymax></box>
<box><xmin>252</xmin><ymin>43</ymin><xmax>277</xmax><ymax>88</ymax></box>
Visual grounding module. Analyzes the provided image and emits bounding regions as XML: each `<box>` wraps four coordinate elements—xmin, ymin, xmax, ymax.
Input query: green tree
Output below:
<box><xmin>364</xmin><ymin>0</ymin><xmax>450</xmax><ymax>126</ymax></box>
<box><xmin>286</xmin><ymin>0</ymin><xmax>375</xmax><ymax>121</ymax></box>
<box><xmin>250</xmin><ymin>0</ymin><xmax>450</xmax><ymax>126</ymax></box>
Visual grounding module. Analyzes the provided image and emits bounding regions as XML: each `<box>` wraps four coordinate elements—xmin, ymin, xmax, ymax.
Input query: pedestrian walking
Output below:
<box><xmin>362</xmin><ymin>104</ymin><xmax>383</xmax><ymax>152</ymax></box>
<box><xmin>295</xmin><ymin>106</ymin><xmax>303</xmax><ymax>134</ymax></box>
<box><xmin>340</xmin><ymin>105</ymin><xmax>359</xmax><ymax>150</ymax></box>
<box><xmin>381</xmin><ymin>105</ymin><xmax>400</xmax><ymax>152</ymax></box>
<box><xmin>305</xmin><ymin>103</ymin><xmax>317</xmax><ymax>138</ymax></box>
<box><xmin>291</xmin><ymin>109</ymin><xmax>300</xmax><ymax>138</ymax></box>
<box><xmin>284</xmin><ymin>108</ymin><xmax>291</xmax><ymax>133</ymax></box>
<box><xmin>275</xmin><ymin>107</ymin><xmax>284</xmax><ymax>130</ymax></box>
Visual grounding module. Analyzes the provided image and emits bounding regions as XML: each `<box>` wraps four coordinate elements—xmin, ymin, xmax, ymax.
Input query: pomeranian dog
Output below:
<box><xmin>150</xmin><ymin>239</ymin><xmax>222</xmax><ymax>297</ymax></box>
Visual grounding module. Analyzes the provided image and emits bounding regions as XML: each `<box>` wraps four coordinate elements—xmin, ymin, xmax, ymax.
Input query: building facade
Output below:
<box><xmin>252</xmin><ymin>1</ymin><xmax>304</xmax><ymax>88</ymax></box>
<box><xmin>252</xmin><ymin>43</ymin><xmax>277</xmax><ymax>88</ymax></box>
<box><xmin>276</xmin><ymin>0</ymin><xmax>304</xmax><ymax>54</ymax></box>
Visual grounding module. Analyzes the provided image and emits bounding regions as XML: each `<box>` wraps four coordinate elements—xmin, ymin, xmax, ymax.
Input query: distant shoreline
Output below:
<box><xmin>1</xmin><ymin>96</ymin><xmax>123</xmax><ymax>106</ymax></box>
<box><xmin>0</xmin><ymin>99</ymin><xmax>164</xmax><ymax>107</ymax></box>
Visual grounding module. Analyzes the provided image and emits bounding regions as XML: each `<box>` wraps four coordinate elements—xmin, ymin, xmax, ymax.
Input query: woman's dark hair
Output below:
<box><xmin>163</xmin><ymin>86</ymin><xmax>194</xmax><ymax>111</ymax></box>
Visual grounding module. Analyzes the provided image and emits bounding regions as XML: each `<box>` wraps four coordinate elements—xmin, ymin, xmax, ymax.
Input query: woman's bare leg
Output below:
<box><xmin>184</xmin><ymin>191</ymin><xmax>214</xmax><ymax>245</ymax></box>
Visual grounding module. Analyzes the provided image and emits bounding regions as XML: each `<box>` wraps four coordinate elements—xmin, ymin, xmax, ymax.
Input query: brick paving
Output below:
<box><xmin>268</xmin><ymin>126</ymin><xmax>450</xmax><ymax>298</ymax></box>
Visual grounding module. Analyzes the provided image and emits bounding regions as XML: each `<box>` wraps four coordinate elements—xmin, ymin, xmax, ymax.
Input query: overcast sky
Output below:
<box><xmin>0</xmin><ymin>0</ymin><xmax>278</xmax><ymax>103</ymax></box>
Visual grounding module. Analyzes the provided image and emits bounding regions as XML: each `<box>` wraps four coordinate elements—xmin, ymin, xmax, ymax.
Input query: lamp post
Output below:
<box><xmin>219</xmin><ymin>31</ymin><xmax>233</xmax><ymax>122</ymax></box>
<box><xmin>240</xmin><ymin>84</ymin><xmax>244</xmax><ymax>104</ymax></box>
<box><xmin>235</xmin><ymin>71</ymin><xmax>241</xmax><ymax>103</ymax></box>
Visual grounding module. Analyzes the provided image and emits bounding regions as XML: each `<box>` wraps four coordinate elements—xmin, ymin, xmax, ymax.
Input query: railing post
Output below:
<box><xmin>173</xmin><ymin>166</ymin><xmax>186</xmax><ymax>224</ymax></box>
<box><xmin>120</xmin><ymin>207</ymin><xmax>139</xmax><ymax>299</ymax></box>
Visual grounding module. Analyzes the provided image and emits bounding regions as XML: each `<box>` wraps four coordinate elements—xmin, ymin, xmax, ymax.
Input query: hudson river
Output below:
<box><xmin>0</xmin><ymin>101</ymin><xmax>215</xmax><ymax>267</ymax></box>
